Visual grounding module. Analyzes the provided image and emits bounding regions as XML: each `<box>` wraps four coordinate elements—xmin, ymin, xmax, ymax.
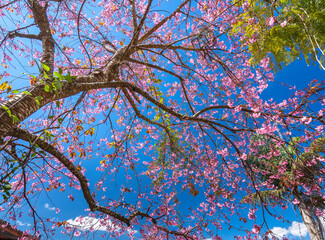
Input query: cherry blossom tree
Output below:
<box><xmin>0</xmin><ymin>0</ymin><xmax>324</xmax><ymax>239</ymax></box>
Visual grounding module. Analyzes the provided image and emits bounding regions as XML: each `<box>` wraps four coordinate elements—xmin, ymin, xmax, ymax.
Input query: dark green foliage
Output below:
<box><xmin>241</xmin><ymin>189</ymin><xmax>287</xmax><ymax>205</ymax></box>
<box><xmin>243</xmin><ymin>135</ymin><xmax>325</xmax><ymax>208</ymax></box>
<box><xmin>233</xmin><ymin>0</ymin><xmax>325</xmax><ymax>71</ymax></box>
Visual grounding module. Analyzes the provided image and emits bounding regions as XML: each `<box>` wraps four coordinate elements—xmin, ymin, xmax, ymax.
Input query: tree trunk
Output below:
<box><xmin>294</xmin><ymin>192</ymin><xmax>324</xmax><ymax>240</ymax></box>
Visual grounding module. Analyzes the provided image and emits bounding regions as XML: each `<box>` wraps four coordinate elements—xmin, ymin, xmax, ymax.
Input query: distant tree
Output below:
<box><xmin>243</xmin><ymin>135</ymin><xmax>325</xmax><ymax>239</ymax></box>
<box><xmin>233</xmin><ymin>0</ymin><xmax>325</xmax><ymax>70</ymax></box>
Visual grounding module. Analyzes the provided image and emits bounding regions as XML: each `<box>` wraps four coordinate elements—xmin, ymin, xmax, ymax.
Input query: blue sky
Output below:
<box><xmin>1</xmin><ymin>1</ymin><xmax>325</xmax><ymax>239</ymax></box>
<box><xmin>8</xmin><ymin>59</ymin><xmax>323</xmax><ymax>240</ymax></box>
<box><xmin>262</xmin><ymin>60</ymin><xmax>325</xmax><ymax>102</ymax></box>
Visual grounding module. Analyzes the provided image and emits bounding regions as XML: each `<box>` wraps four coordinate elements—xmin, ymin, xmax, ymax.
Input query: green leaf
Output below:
<box><xmin>2</xmin><ymin>106</ymin><xmax>11</xmax><ymax>117</ymax></box>
<box><xmin>3</xmin><ymin>184</ymin><xmax>12</xmax><ymax>191</ymax></box>
<box><xmin>41</xmin><ymin>62</ymin><xmax>50</xmax><ymax>72</ymax></box>
<box><xmin>35</xmin><ymin>96</ymin><xmax>43</xmax><ymax>101</ymax></box>
<box><xmin>54</xmin><ymin>72</ymin><xmax>63</xmax><ymax>80</ymax></box>
<box><xmin>35</xmin><ymin>98</ymin><xmax>40</xmax><ymax>107</ymax></box>
<box><xmin>8</xmin><ymin>159</ymin><xmax>18</xmax><ymax>163</ymax></box>
<box><xmin>44</xmin><ymin>85</ymin><xmax>51</xmax><ymax>92</ymax></box>
<box><xmin>12</xmin><ymin>115</ymin><xmax>19</xmax><ymax>123</ymax></box>
<box><xmin>22</xmin><ymin>91</ymin><xmax>32</xmax><ymax>96</ymax></box>
<box><xmin>56</xmin><ymin>101</ymin><xmax>60</xmax><ymax>108</ymax></box>
<box><xmin>34</xmin><ymin>96</ymin><xmax>42</xmax><ymax>107</ymax></box>
<box><xmin>44</xmin><ymin>72</ymin><xmax>49</xmax><ymax>79</ymax></box>
<box><xmin>65</xmin><ymin>74</ymin><xmax>72</xmax><ymax>82</ymax></box>
<box><xmin>2</xmin><ymin>194</ymin><xmax>8</xmax><ymax>201</ymax></box>
<box><xmin>11</xmin><ymin>90</ymin><xmax>20</xmax><ymax>94</ymax></box>
<box><xmin>52</xmin><ymin>81</ymin><xmax>62</xmax><ymax>90</ymax></box>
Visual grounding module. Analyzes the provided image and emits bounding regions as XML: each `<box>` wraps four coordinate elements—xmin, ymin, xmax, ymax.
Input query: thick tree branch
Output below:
<box><xmin>128</xmin><ymin>0</ymin><xmax>138</xmax><ymax>32</ymax></box>
<box><xmin>0</xmin><ymin>47</ymin><xmax>126</xmax><ymax>138</ymax></box>
<box><xmin>8</xmin><ymin>127</ymin><xmax>195</xmax><ymax>239</ymax></box>
<box><xmin>8</xmin><ymin>32</ymin><xmax>41</xmax><ymax>40</ymax></box>
<box><xmin>7</xmin><ymin>128</ymin><xmax>130</xmax><ymax>224</ymax></box>
<box><xmin>28</xmin><ymin>0</ymin><xmax>55</xmax><ymax>73</ymax></box>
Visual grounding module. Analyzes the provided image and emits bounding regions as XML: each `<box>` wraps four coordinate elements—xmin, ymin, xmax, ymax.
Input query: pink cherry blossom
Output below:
<box><xmin>280</xmin><ymin>20</ymin><xmax>287</xmax><ymax>27</ymax></box>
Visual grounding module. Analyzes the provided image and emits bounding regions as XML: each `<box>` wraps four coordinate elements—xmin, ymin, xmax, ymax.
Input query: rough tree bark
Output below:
<box><xmin>294</xmin><ymin>190</ymin><xmax>324</xmax><ymax>240</ymax></box>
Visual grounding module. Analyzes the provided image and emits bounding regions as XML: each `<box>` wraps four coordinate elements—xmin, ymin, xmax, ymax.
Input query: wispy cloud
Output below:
<box><xmin>16</xmin><ymin>220</ymin><xmax>31</xmax><ymax>227</ymax></box>
<box><xmin>269</xmin><ymin>221</ymin><xmax>308</xmax><ymax>239</ymax></box>
<box><xmin>44</xmin><ymin>203</ymin><xmax>55</xmax><ymax>211</ymax></box>
<box><xmin>66</xmin><ymin>216</ymin><xmax>120</xmax><ymax>232</ymax></box>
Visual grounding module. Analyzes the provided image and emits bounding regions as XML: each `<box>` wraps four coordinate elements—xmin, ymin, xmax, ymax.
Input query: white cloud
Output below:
<box><xmin>270</xmin><ymin>226</ymin><xmax>289</xmax><ymax>237</ymax></box>
<box><xmin>288</xmin><ymin>221</ymin><xmax>308</xmax><ymax>237</ymax></box>
<box><xmin>44</xmin><ymin>203</ymin><xmax>55</xmax><ymax>211</ymax></box>
<box><xmin>16</xmin><ymin>220</ymin><xmax>31</xmax><ymax>227</ymax></box>
<box><xmin>66</xmin><ymin>216</ymin><xmax>120</xmax><ymax>232</ymax></box>
<box><xmin>269</xmin><ymin>221</ymin><xmax>308</xmax><ymax>239</ymax></box>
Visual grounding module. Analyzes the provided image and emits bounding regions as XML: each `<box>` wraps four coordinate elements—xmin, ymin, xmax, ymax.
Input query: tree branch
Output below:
<box><xmin>131</xmin><ymin>0</ymin><xmax>152</xmax><ymax>44</ymax></box>
<box><xmin>0</xmin><ymin>0</ymin><xmax>18</xmax><ymax>9</ymax></box>
<box><xmin>8</xmin><ymin>32</ymin><xmax>41</xmax><ymax>40</ymax></box>
<box><xmin>128</xmin><ymin>0</ymin><xmax>138</xmax><ymax>32</ymax></box>
<box><xmin>139</xmin><ymin>0</ymin><xmax>190</xmax><ymax>43</ymax></box>
<box><xmin>0</xmin><ymin>46</ymin><xmax>127</xmax><ymax>138</ymax></box>
<box><xmin>8</xmin><ymin>127</ymin><xmax>196</xmax><ymax>238</ymax></box>
<box><xmin>8</xmin><ymin>127</ymin><xmax>131</xmax><ymax>224</ymax></box>
<box><xmin>28</xmin><ymin>0</ymin><xmax>55</xmax><ymax>73</ymax></box>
